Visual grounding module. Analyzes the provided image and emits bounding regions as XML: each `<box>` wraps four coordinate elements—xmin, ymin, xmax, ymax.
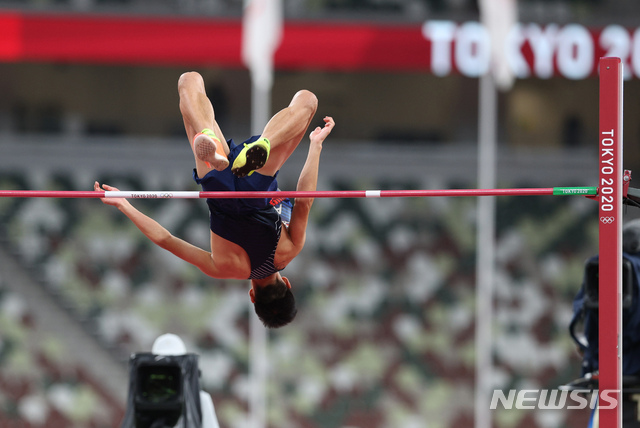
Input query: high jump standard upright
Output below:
<box><xmin>598</xmin><ymin>56</ymin><xmax>623</xmax><ymax>428</ymax></box>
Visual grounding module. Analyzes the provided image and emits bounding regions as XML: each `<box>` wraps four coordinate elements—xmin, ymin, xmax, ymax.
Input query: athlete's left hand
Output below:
<box><xmin>310</xmin><ymin>116</ymin><xmax>335</xmax><ymax>147</ymax></box>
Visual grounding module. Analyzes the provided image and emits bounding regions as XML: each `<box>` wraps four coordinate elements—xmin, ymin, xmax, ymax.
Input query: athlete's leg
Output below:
<box><xmin>256</xmin><ymin>90</ymin><xmax>318</xmax><ymax>177</ymax></box>
<box><xmin>178</xmin><ymin>72</ymin><xmax>230</xmax><ymax>178</ymax></box>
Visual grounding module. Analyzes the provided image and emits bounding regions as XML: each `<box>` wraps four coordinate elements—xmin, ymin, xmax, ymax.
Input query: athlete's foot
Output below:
<box><xmin>231</xmin><ymin>138</ymin><xmax>271</xmax><ymax>178</ymax></box>
<box><xmin>194</xmin><ymin>129</ymin><xmax>229</xmax><ymax>171</ymax></box>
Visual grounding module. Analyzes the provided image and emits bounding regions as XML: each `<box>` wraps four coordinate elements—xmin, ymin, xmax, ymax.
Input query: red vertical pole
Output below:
<box><xmin>598</xmin><ymin>57</ymin><xmax>623</xmax><ymax>427</ymax></box>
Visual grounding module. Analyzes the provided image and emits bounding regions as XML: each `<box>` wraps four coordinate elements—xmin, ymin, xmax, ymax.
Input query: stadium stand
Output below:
<box><xmin>0</xmin><ymin>139</ymin><xmax>600</xmax><ymax>427</ymax></box>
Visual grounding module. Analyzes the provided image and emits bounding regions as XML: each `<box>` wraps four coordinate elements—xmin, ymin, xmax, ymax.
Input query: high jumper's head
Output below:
<box><xmin>249</xmin><ymin>273</ymin><xmax>297</xmax><ymax>328</ymax></box>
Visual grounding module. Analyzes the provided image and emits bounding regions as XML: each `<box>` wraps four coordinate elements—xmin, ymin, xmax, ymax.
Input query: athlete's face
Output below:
<box><xmin>248</xmin><ymin>273</ymin><xmax>291</xmax><ymax>303</ymax></box>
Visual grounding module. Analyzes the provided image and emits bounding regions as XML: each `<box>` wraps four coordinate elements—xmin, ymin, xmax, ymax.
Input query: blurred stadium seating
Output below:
<box><xmin>0</xmin><ymin>142</ymin><xmax>602</xmax><ymax>427</ymax></box>
<box><xmin>0</xmin><ymin>0</ymin><xmax>630</xmax><ymax>25</ymax></box>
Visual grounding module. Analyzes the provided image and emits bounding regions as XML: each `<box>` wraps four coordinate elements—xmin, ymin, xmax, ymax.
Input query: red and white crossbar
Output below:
<box><xmin>0</xmin><ymin>187</ymin><xmax>598</xmax><ymax>199</ymax></box>
<box><xmin>598</xmin><ymin>57</ymin><xmax>624</xmax><ymax>427</ymax></box>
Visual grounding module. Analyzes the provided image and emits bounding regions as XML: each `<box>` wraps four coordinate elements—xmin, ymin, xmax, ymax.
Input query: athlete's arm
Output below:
<box><xmin>287</xmin><ymin>116</ymin><xmax>335</xmax><ymax>250</ymax></box>
<box><xmin>94</xmin><ymin>182</ymin><xmax>219</xmax><ymax>277</ymax></box>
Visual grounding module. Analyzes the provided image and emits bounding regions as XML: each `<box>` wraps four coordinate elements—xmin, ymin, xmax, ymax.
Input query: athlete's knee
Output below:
<box><xmin>291</xmin><ymin>90</ymin><xmax>318</xmax><ymax>114</ymax></box>
<box><xmin>178</xmin><ymin>71</ymin><xmax>205</xmax><ymax>94</ymax></box>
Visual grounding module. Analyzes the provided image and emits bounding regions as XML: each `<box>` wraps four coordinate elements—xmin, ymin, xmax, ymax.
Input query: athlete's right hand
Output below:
<box><xmin>94</xmin><ymin>181</ymin><xmax>128</xmax><ymax>208</ymax></box>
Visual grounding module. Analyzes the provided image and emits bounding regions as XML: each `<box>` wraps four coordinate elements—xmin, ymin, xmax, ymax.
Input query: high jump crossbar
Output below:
<box><xmin>0</xmin><ymin>187</ymin><xmax>598</xmax><ymax>199</ymax></box>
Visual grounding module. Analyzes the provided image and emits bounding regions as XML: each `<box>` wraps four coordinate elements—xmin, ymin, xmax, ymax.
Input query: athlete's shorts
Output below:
<box><xmin>193</xmin><ymin>135</ymin><xmax>279</xmax><ymax>215</ymax></box>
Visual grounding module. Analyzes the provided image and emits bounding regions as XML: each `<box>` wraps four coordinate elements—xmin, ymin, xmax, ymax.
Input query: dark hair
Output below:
<box><xmin>252</xmin><ymin>278</ymin><xmax>297</xmax><ymax>328</ymax></box>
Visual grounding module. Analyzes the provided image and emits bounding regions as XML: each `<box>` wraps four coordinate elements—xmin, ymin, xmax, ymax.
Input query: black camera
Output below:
<box><xmin>134</xmin><ymin>360</ymin><xmax>184</xmax><ymax>428</ymax></box>
<box><xmin>583</xmin><ymin>257</ymin><xmax>634</xmax><ymax>310</ymax></box>
<box><xmin>121</xmin><ymin>353</ymin><xmax>203</xmax><ymax>428</ymax></box>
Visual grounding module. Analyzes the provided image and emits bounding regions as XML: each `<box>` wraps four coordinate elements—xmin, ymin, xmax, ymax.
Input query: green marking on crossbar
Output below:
<box><xmin>552</xmin><ymin>187</ymin><xmax>598</xmax><ymax>196</ymax></box>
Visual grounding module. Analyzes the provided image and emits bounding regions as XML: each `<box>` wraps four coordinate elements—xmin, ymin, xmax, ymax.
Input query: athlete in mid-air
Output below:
<box><xmin>95</xmin><ymin>71</ymin><xmax>335</xmax><ymax>328</ymax></box>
